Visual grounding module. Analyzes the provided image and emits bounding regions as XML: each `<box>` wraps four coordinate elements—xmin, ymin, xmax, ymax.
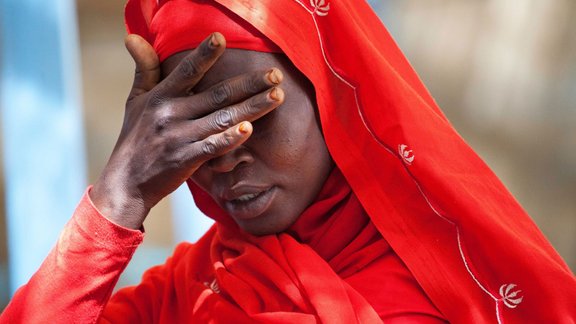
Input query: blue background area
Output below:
<box><xmin>0</xmin><ymin>0</ymin><xmax>86</xmax><ymax>295</ymax></box>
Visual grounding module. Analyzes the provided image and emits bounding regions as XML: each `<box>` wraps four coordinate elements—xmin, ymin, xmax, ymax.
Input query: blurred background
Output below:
<box><xmin>0</xmin><ymin>0</ymin><xmax>574</xmax><ymax>310</ymax></box>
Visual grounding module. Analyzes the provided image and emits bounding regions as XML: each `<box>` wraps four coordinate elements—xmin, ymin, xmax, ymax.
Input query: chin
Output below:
<box><xmin>236</xmin><ymin>214</ymin><xmax>298</xmax><ymax>236</ymax></box>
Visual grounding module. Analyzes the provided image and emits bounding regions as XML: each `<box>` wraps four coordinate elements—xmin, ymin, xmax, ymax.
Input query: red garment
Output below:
<box><xmin>3</xmin><ymin>0</ymin><xmax>575</xmax><ymax>323</ymax></box>
<box><xmin>1</xmin><ymin>173</ymin><xmax>444</xmax><ymax>323</ymax></box>
<box><xmin>102</xmin><ymin>168</ymin><xmax>445</xmax><ymax>322</ymax></box>
<box><xmin>125</xmin><ymin>0</ymin><xmax>281</xmax><ymax>61</ymax></box>
<box><xmin>125</xmin><ymin>0</ymin><xmax>576</xmax><ymax>322</ymax></box>
<box><xmin>0</xmin><ymin>190</ymin><xmax>144</xmax><ymax>323</ymax></box>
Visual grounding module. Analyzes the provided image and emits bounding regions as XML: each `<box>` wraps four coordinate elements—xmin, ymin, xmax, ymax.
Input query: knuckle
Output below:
<box><xmin>201</xmin><ymin>134</ymin><xmax>233</xmax><ymax>157</ymax></box>
<box><xmin>153</xmin><ymin>108</ymin><xmax>175</xmax><ymax>132</ymax></box>
<box><xmin>213</xmin><ymin>109</ymin><xmax>234</xmax><ymax>130</ymax></box>
<box><xmin>223</xmin><ymin>132</ymin><xmax>236</xmax><ymax>146</ymax></box>
<box><xmin>209</xmin><ymin>84</ymin><xmax>231</xmax><ymax>107</ymax></box>
<box><xmin>201</xmin><ymin>138</ymin><xmax>220</xmax><ymax>156</ymax></box>
<box><xmin>247</xmin><ymin>95</ymin><xmax>266</xmax><ymax>110</ymax></box>
<box><xmin>179</xmin><ymin>58</ymin><xmax>202</xmax><ymax>78</ymax></box>
<box><xmin>199</xmin><ymin>40</ymin><xmax>214</xmax><ymax>57</ymax></box>
<box><xmin>154</xmin><ymin>117</ymin><xmax>170</xmax><ymax>133</ymax></box>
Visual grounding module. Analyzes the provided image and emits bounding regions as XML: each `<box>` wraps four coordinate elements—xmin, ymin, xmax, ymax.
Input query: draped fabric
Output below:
<box><xmin>103</xmin><ymin>169</ymin><xmax>445</xmax><ymax>322</ymax></box>
<box><xmin>124</xmin><ymin>0</ymin><xmax>576</xmax><ymax>323</ymax></box>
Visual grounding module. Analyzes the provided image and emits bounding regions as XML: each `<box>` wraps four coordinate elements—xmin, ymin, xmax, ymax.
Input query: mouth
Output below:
<box><xmin>222</xmin><ymin>185</ymin><xmax>276</xmax><ymax>220</ymax></box>
<box><xmin>234</xmin><ymin>192</ymin><xmax>262</xmax><ymax>202</ymax></box>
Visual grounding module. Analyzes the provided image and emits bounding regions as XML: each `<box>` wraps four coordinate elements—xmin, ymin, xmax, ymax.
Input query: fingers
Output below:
<box><xmin>190</xmin><ymin>87</ymin><xmax>284</xmax><ymax>139</ymax></box>
<box><xmin>185</xmin><ymin>121</ymin><xmax>253</xmax><ymax>168</ymax></box>
<box><xmin>145</xmin><ymin>68</ymin><xmax>283</xmax><ymax>141</ymax></box>
<box><xmin>125</xmin><ymin>34</ymin><xmax>160</xmax><ymax>100</ymax></box>
<box><xmin>170</xmin><ymin>68</ymin><xmax>283</xmax><ymax>119</ymax></box>
<box><xmin>154</xmin><ymin>33</ymin><xmax>226</xmax><ymax>98</ymax></box>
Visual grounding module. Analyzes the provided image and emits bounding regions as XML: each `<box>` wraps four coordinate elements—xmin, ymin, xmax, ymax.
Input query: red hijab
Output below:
<box><xmin>124</xmin><ymin>0</ymin><xmax>576</xmax><ymax>322</ymax></box>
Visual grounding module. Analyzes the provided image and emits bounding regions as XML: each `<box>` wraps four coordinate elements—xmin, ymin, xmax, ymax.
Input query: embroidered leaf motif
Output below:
<box><xmin>499</xmin><ymin>283</ymin><xmax>524</xmax><ymax>309</ymax></box>
<box><xmin>398</xmin><ymin>144</ymin><xmax>415</xmax><ymax>164</ymax></box>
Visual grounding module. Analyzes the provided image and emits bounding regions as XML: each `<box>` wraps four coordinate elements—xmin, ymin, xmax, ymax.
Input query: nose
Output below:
<box><xmin>206</xmin><ymin>147</ymin><xmax>254</xmax><ymax>173</ymax></box>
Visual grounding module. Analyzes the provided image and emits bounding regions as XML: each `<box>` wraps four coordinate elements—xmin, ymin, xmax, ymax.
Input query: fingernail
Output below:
<box><xmin>269</xmin><ymin>87</ymin><xmax>283</xmax><ymax>101</ymax></box>
<box><xmin>269</xmin><ymin>88</ymin><xmax>278</xmax><ymax>101</ymax></box>
<box><xmin>239</xmin><ymin>121</ymin><xmax>251</xmax><ymax>134</ymax></box>
<box><xmin>267</xmin><ymin>68</ymin><xmax>282</xmax><ymax>84</ymax></box>
<box><xmin>210</xmin><ymin>33</ymin><xmax>221</xmax><ymax>47</ymax></box>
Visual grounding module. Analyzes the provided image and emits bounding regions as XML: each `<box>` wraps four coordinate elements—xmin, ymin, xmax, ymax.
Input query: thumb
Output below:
<box><xmin>125</xmin><ymin>34</ymin><xmax>160</xmax><ymax>100</ymax></box>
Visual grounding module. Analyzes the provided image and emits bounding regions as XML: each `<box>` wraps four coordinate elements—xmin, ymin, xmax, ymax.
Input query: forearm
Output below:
<box><xmin>0</xmin><ymin>188</ymin><xmax>144</xmax><ymax>323</ymax></box>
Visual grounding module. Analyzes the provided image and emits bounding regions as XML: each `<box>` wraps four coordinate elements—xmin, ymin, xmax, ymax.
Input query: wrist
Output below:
<box><xmin>91</xmin><ymin>176</ymin><xmax>150</xmax><ymax>230</ymax></box>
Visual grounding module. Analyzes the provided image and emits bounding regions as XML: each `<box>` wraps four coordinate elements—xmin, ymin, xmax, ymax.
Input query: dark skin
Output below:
<box><xmin>91</xmin><ymin>32</ymin><xmax>332</xmax><ymax>235</ymax></box>
<box><xmin>164</xmin><ymin>48</ymin><xmax>333</xmax><ymax>235</ymax></box>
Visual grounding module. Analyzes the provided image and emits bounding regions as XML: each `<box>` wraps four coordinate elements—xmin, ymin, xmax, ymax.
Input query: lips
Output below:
<box><xmin>221</xmin><ymin>185</ymin><xmax>276</xmax><ymax>220</ymax></box>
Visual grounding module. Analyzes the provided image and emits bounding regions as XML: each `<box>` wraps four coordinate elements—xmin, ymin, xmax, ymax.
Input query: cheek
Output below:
<box><xmin>260</xmin><ymin>122</ymin><xmax>309</xmax><ymax>166</ymax></box>
<box><xmin>270</xmin><ymin>134</ymin><xmax>304</xmax><ymax>166</ymax></box>
<box><xmin>271</xmin><ymin>123</ymin><xmax>329</xmax><ymax>178</ymax></box>
<box><xmin>266</xmin><ymin>101</ymin><xmax>327</xmax><ymax>171</ymax></box>
<box><xmin>190</xmin><ymin>166</ymin><xmax>212</xmax><ymax>192</ymax></box>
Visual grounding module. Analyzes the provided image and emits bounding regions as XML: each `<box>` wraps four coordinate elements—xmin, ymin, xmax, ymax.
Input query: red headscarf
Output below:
<box><xmin>125</xmin><ymin>0</ymin><xmax>281</xmax><ymax>61</ymax></box>
<box><xmin>123</xmin><ymin>0</ymin><xmax>576</xmax><ymax>323</ymax></box>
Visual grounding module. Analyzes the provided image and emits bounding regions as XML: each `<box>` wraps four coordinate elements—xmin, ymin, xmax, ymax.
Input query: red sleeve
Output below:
<box><xmin>98</xmin><ymin>243</ymin><xmax>192</xmax><ymax>324</ymax></box>
<box><xmin>0</xmin><ymin>188</ymin><xmax>144</xmax><ymax>324</ymax></box>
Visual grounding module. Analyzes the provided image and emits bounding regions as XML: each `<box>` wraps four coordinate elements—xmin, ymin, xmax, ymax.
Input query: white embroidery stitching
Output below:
<box><xmin>291</xmin><ymin>0</ymin><xmax>503</xmax><ymax>322</ymax></box>
<box><xmin>398</xmin><ymin>144</ymin><xmax>415</xmax><ymax>164</ymax></box>
<box><xmin>204</xmin><ymin>279</ymin><xmax>221</xmax><ymax>294</ymax></box>
<box><xmin>310</xmin><ymin>0</ymin><xmax>330</xmax><ymax>16</ymax></box>
<box><xmin>499</xmin><ymin>284</ymin><xmax>524</xmax><ymax>309</ymax></box>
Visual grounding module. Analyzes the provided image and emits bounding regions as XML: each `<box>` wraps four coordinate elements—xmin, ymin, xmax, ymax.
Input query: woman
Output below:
<box><xmin>2</xmin><ymin>0</ymin><xmax>575</xmax><ymax>323</ymax></box>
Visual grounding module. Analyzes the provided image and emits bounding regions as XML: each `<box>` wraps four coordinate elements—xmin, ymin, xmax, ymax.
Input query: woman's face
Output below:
<box><xmin>162</xmin><ymin>49</ymin><xmax>333</xmax><ymax>235</ymax></box>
